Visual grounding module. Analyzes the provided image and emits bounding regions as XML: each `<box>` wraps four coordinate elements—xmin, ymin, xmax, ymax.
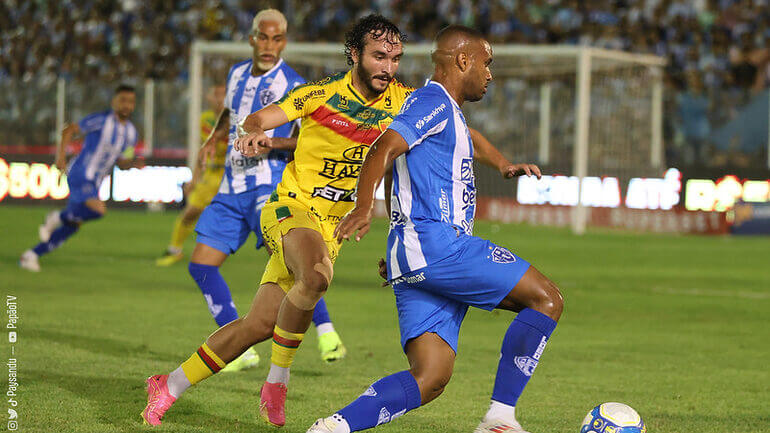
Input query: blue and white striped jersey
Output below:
<box><xmin>219</xmin><ymin>58</ymin><xmax>304</xmax><ymax>194</ymax></box>
<box><xmin>386</xmin><ymin>81</ymin><xmax>477</xmax><ymax>279</ymax></box>
<box><xmin>68</xmin><ymin>110</ymin><xmax>137</xmax><ymax>184</ymax></box>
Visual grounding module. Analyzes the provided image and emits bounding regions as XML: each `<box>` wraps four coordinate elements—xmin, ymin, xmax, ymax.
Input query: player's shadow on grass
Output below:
<box><xmin>24</xmin><ymin>369</ymin><xmax>265</xmax><ymax>432</ymax></box>
<box><xmin>26</xmin><ymin>328</ymin><xmax>180</xmax><ymax>363</ymax></box>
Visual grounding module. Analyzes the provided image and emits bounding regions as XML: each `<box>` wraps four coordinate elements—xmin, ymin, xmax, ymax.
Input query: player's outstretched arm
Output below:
<box><xmin>469</xmin><ymin>127</ymin><xmax>541</xmax><ymax>180</ymax></box>
<box><xmin>335</xmin><ymin>129</ymin><xmax>409</xmax><ymax>242</ymax></box>
<box><xmin>55</xmin><ymin>123</ymin><xmax>80</xmax><ymax>170</ymax></box>
<box><xmin>199</xmin><ymin>108</ymin><xmax>230</xmax><ymax>173</ymax></box>
<box><xmin>233</xmin><ymin>105</ymin><xmax>289</xmax><ymax>156</ymax></box>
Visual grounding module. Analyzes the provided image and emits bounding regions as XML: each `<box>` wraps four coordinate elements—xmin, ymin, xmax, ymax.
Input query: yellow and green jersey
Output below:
<box><xmin>200</xmin><ymin>109</ymin><xmax>227</xmax><ymax>171</ymax></box>
<box><xmin>272</xmin><ymin>70</ymin><xmax>413</xmax><ymax>221</ymax></box>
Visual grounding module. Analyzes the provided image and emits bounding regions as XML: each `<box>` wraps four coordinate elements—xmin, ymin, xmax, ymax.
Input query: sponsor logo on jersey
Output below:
<box><xmin>461</xmin><ymin>158</ymin><xmax>474</xmax><ymax>182</ymax></box>
<box><xmin>312</xmin><ymin>185</ymin><xmax>355</xmax><ymax>202</ymax></box>
<box><xmin>390</xmin><ymin>272</ymin><xmax>426</xmax><ymax>286</ymax></box>
<box><xmin>414</xmin><ymin>103</ymin><xmax>446</xmax><ymax>129</ymax></box>
<box><xmin>293</xmin><ymin>89</ymin><xmax>325</xmax><ymax>111</ymax></box>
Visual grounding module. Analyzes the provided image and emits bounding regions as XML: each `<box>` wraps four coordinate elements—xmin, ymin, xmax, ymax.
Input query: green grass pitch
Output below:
<box><xmin>2</xmin><ymin>204</ymin><xmax>769</xmax><ymax>433</ymax></box>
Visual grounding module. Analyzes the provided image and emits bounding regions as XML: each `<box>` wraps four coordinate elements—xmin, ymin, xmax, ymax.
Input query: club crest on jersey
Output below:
<box><xmin>490</xmin><ymin>246</ymin><xmax>516</xmax><ymax>263</ymax></box>
<box><xmin>260</xmin><ymin>89</ymin><xmax>276</xmax><ymax>106</ymax></box>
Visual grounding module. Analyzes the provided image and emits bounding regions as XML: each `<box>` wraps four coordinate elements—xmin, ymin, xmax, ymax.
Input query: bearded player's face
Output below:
<box><xmin>250</xmin><ymin>20</ymin><xmax>287</xmax><ymax>72</ymax></box>
<box><xmin>355</xmin><ymin>31</ymin><xmax>403</xmax><ymax>96</ymax></box>
<box><xmin>112</xmin><ymin>91</ymin><xmax>136</xmax><ymax>120</ymax></box>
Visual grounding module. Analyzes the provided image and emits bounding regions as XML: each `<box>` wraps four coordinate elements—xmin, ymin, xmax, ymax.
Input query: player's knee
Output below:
<box><xmin>300</xmin><ymin>256</ymin><xmax>333</xmax><ymax>295</ymax></box>
<box><xmin>411</xmin><ymin>367</ymin><xmax>453</xmax><ymax>404</ymax></box>
<box><xmin>532</xmin><ymin>279</ymin><xmax>564</xmax><ymax>322</ymax></box>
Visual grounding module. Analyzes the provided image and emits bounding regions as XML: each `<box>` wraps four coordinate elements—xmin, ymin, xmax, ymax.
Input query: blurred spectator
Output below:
<box><xmin>2</xmin><ymin>0</ymin><xmax>770</xmax><ymax>167</ymax></box>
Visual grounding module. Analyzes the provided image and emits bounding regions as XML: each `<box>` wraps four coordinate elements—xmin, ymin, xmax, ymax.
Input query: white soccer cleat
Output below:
<box><xmin>19</xmin><ymin>250</ymin><xmax>40</xmax><ymax>272</ymax></box>
<box><xmin>474</xmin><ymin>419</ymin><xmax>530</xmax><ymax>433</ymax></box>
<box><xmin>38</xmin><ymin>210</ymin><xmax>62</xmax><ymax>242</ymax></box>
<box><xmin>306</xmin><ymin>414</ymin><xmax>348</xmax><ymax>433</ymax></box>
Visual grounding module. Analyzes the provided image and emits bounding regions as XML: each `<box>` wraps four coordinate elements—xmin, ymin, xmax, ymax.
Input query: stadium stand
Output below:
<box><xmin>2</xmin><ymin>0</ymin><xmax>769</xmax><ymax>168</ymax></box>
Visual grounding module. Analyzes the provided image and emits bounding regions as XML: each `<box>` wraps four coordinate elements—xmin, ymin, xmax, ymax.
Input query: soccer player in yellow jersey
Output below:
<box><xmin>140</xmin><ymin>15</ymin><xmax>411</xmax><ymax>428</ymax></box>
<box><xmin>156</xmin><ymin>85</ymin><xmax>227</xmax><ymax>266</ymax></box>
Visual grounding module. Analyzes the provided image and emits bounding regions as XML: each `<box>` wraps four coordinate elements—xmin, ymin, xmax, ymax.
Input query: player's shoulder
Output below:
<box><xmin>277</xmin><ymin>60</ymin><xmax>305</xmax><ymax>84</ymax></box>
<box><xmin>79</xmin><ymin>110</ymin><xmax>110</xmax><ymax>131</ymax></box>
<box><xmin>399</xmin><ymin>83</ymin><xmax>451</xmax><ymax>115</ymax></box>
<box><xmin>388</xmin><ymin>78</ymin><xmax>416</xmax><ymax>99</ymax></box>
<box><xmin>227</xmin><ymin>59</ymin><xmax>252</xmax><ymax>80</ymax></box>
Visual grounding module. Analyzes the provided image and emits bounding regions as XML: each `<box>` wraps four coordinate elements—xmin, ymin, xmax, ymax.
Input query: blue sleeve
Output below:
<box><xmin>387</xmin><ymin>90</ymin><xmax>450</xmax><ymax>149</ymax></box>
<box><xmin>78</xmin><ymin>112</ymin><xmax>107</xmax><ymax>134</ymax></box>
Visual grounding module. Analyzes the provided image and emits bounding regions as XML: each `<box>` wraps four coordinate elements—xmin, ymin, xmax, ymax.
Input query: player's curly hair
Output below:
<box><xmin>344</xmin><ymin>14</ymin><xmax>406</xmax><ymax>66</ymax></box>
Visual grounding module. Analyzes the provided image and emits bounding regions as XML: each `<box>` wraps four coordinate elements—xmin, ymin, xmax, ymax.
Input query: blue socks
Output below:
<box><xmin>491</xmin><ymin>308</ymin><xmax>557</xmax><ymax>407</ymax></box>
<box><xmin>337</xmin><ymin>370</ymin><xmax>422</xmax><ymax>431</ymax></box>
<box><xmin>32</xmin><ymin>224</ymin><xmax>79</xmax><ymax>256</ymax></box>
<box><xmin>312</xmin><ymin>297</ymin><xmax>331</xmax><ymax>326</ymax></box>
<box><xmin>188</xmin><ymin>262</ymin><xmax>239</xmax><ymax>327</ymax></box>
<box><xmin>31</xmin><ymin>202</ymin><xmax>105</xmax><ymax>257</ymax></box>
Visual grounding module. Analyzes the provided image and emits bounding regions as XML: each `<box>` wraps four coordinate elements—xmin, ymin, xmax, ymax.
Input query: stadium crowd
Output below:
<box><xmin>2</xmin><ymin>0</ymin><xmax>769</xmax><ymax>166</ymax></box>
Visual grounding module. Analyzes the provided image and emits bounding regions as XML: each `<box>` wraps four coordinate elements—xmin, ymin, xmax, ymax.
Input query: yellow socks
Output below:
<box><xmin>271</xmin><ymin>326</ymin><xmax>304</xmax><ymax>368</ymax></box>
<box><xmin>180</xmin><ymin>343</ymin><xmax>226</xmax><ymax>385</ymax></box>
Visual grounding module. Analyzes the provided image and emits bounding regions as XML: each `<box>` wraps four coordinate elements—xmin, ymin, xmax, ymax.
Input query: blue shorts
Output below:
<box><xmin>392</xmin><ymin>234</ymin><xmax>530</xmax><ymax>354</ymax></box>
<box><xmin>195</xmin><ymin>187</ymin><xmax>273</xmax><ymax>255</ymax></box>
<box><xmin>67</xmin><ymin>176</ymin><xmax>100</xmax><ymax>204</ymax></box>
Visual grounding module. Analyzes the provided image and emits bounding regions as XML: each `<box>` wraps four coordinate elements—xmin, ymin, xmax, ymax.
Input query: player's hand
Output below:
<box><xmin>200</xmin><ymin>139</ymin><xmax>217</xmax><ymax>166</ymax></box>
<box><xmin>334</xmin><ymin>207</ymin><xmax>372</xmax><ymax>243</ymax></box>
<box><xmin>182</xmin><ymin>181</ymin><xmax>194</xmax><ymax>195</ymax></box>
<box><xmin>132</xmin><ymin>156</ymin><xmax>146</xmax><ymax>169</ymax></box>
<box><xmin>54</xmin><ymin>155</ymin><xmax>67</xmax><ymax>171</ymax></box>
<box><xmin>378</xmin><ymin>258</ymin><xmax>389</xmax><ymax>287</ymax></box>
<box><xmin>233</xmin><ymin>131</ymin><xmax>272</xmax><ymax>157</ymax></box>
<box><xmin>501</xmin><ymin>163</ymin><xmax>541</xmax><ymax>179</ymax></box>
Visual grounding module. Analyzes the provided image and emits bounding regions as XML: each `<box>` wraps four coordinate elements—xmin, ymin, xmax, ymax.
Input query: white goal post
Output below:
<box><xmin>189</xmin><ymin>41</ymin><xmax>666</xmax><ymax>234</ymax></box>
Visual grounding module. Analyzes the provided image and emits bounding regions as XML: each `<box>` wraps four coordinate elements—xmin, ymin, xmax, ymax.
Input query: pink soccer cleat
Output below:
<box><xmin>141</xmin><ymin>374</ymin><xmax>176</xmax><ymax>426</ymax></box>
<box><xmin>259</xmin><ymin>382</ymin><xmax>288</xmax><ymax>427</ymax></box>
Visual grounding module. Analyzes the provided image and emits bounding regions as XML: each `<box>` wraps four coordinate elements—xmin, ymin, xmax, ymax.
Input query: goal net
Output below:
<box><xmin>190</xmin><ymin>42</ymin><xmax>665</xmax><ymax>234</ymax></box>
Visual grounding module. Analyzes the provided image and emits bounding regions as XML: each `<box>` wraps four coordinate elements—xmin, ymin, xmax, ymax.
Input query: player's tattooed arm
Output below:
<box><xmin>335</xmin><ymin>129</ymin><xmax>408</xmax><ymax>242</ymax></box>
<box><xmin>55</xmin><ymin>123</ymin><xmax>80</xmax><ymax>170</ymax></box>
<box><xmin>197</xmin><ymin>108</ymin><xmax>231</xmax><ymax>183</ymax></box>
<box><xmin>234</xmin><ymin>105</ymin><xmax>290</xmax><ymax>156</ymax></box>
<box><xmin>468</xmin><ymin>127</ymin><xmax>541</xmax><ymax>180</ymax></box>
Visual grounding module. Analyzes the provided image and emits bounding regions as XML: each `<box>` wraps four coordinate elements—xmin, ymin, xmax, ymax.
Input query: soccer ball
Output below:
<box><xmin>580</xmin><ymin>402</ymin><xmax>646</xmax><ymax>433</ymax></box>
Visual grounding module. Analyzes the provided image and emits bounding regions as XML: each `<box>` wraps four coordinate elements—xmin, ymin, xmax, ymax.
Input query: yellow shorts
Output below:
<box><xmin>187</xmin><ymin>168</ymin><xmax>223</xmax><ymax>209</ymax></box>
<box><xmin>259</xmin><ymin>198</ymin><xmax>341</xmax><ymax>293</ymax></box>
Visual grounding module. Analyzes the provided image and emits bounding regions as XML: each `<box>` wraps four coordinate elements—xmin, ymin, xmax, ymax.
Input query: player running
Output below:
<box><xmin>20</xmin><ymin>84</ymin><xmax>144</xmax><ymax>272</ymax></box>
<box><xmin>157</xmin><ymin>10</ymin><xmax>346</xmax><ymax>375</ymax></box>
<box><xmin>140</xmin><ymin>14</ymin><xmax>412</xmax><ymax>428</ymax></box>
<box><xmin>155</xmin><ymin>84</ymin><xmax>228</xmax><ymax>267</ymax></box>
<box><xmin>309</xmin><ymin>25</ymin><xmax>564</xmax><ymax>433</ymax></box>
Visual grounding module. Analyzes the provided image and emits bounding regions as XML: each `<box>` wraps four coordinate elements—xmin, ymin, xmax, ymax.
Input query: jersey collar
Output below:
<box><xmin>425</xmin><ymin>79</ymin><xmax>460</xmax><ymax>109</ymax></box>
<box><xmin>345</xmin><ymin>69</ymin><xmax>386</xmax><ymax>106</ymax></box>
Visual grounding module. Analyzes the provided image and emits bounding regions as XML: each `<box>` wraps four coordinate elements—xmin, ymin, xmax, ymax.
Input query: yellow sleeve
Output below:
<box><xmin>200</xmin><ymin>110</ymin><xmax>216</xmax><ymax>142</ymax></box>
<box><xmin>274</xmin><ymin>81</ymin><xmax>330</xmax><ymax>122</ymax></box>
<box><xmin>121</xmin><ymin>146</ymin><xmax>135</xmax><ymax>160</ymax></box>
